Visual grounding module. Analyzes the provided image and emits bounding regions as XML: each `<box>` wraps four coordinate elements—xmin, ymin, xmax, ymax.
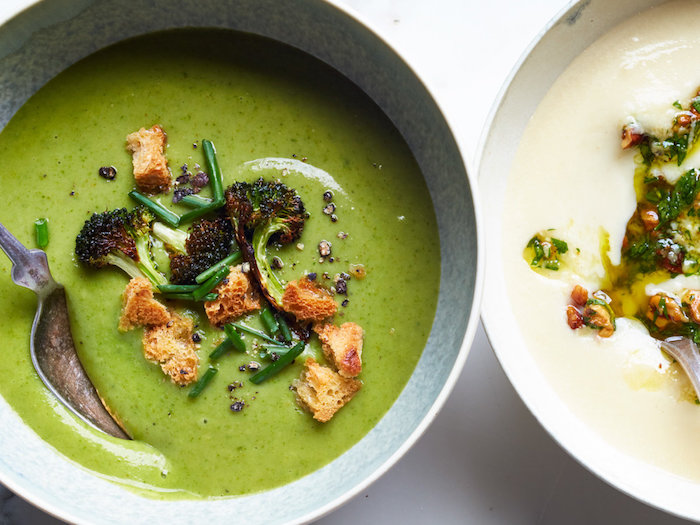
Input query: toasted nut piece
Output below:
<box><xmin>674</xmin><ymin>111</ymin><xmax>696</xmax><ymax>132</ymax></box>
<box><xmin>621</xmin><ymin>122</ymin><xmax>644</xmax><ymax>149</ymax></box>
<box><xmin>204</xmin><ymin>265</ymin><xmax>262</xmax><ymax>326</ymax></box>
<box><xmin>126</xmin><ymin>125</ymin><xmax>171</xmax><ymax>193</ymax></box>
<box><xmin>583</xmin><ymin>300</ymin><xmax>615</xmax><ymax>338</ymax></box>
<box><xmin>647</xmin><ymin>293</ymin><xmax>688</xmax><ymax>329</ymax></box>
<box><xmin>293</xmin><ymin>358</ymin><xmax>361</xmax><ymax>422</ymax></box>
<box><xmin>566</xmin><ymin>305</ymin><xmax>584</xmax><ymax>329</ymax></box>
<box><xmin>282</xmin><ymin>277</ymin><xmax>337</xmax><ymax>321</ymax></box>
<box><xmin>682</xmin><ymin>290</ymin><xmax>700</xmax><ymax>324</ymax></box>
<box><xmin>570</xmin><ymin>285</ymin><xmax>588</xmax><ymax>307</ymax></box>
<box><xmin>142</xmin><ymin>313</ymin><xmax>198</xmax><ymax>385</ymax></box>
<box><xmin>119</xmin><ymin>277</ymin><xmax>171</xmax><ymax>331</ymax></box>
<box><xmin>639</xmin><ymin>206</ymin><xmax>660</xmax><ymax>232</ymax></box>
<box><xmin>313</xmin><ymin>322</ymin><xmax>364</xmax><ymax>377</ymax></box>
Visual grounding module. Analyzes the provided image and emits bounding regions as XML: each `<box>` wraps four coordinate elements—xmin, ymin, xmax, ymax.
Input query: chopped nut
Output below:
<box><xmin>570</xmin><ymin>285</ymin><xmax>588</xmax><ymax>306</ymax></box>
<box><xmin>323</xmin><ymin>203</ymin><xmax>336</xmax><ymax>215</ymax></box>
<box><xmin>318</xmin><ymin>240</ymin><xmax>332</xmax><ymax>257</ymax></box>
<box><xmin>683</xmin><ymin>290</ymin><xmax>700</xmax><ymax>324</ymax></box>
<box><xmin>621</xmin><ymin>121</ymin><xmax>644</xmax><ymax>150</ymax></box>
<box><xmin>639</xmin><ymin>206</ymin><xmax>659</xmax><ymax>232</ymax></box>
<box><xmin>296</xmin><ymin>243</ymin><xmax>305</xmax><ymax>251</ymax></box>
<box><xmin>583</xmin><ymin>300</ymin><xmax>615</xmax><ymax>337</ymax></box>
<box><xmin>566</xmin><ymin>305</ymin><xmax>584</xmax><ymax>329</ymax></box>
<box><xmin>647</xmin><ymin>293</ymin><xmax>688</xmax><ymax>329</ymax></box>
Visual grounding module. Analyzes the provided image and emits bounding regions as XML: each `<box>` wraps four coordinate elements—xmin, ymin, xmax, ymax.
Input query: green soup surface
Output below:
<box><xmin>0</xmin><ymin>30</ymin><xmax>440</xmax><ymax>498</ymax></box>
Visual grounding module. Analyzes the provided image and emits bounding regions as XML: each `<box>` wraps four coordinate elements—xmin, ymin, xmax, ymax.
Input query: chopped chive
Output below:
<box><xmin>178</xmin><ymin>200</ymin><xmax>225</xmax><ymax>225</ymax></box>
<box><xmin>224</xmin><ymin>324</ymin><xmax>247</xmax><ymax>352</ymax></box>
<box><xmin>34</xmin><ymin>218</ymin><xmax>49</xmax><ymax>249</ymax></box>
<box><xmin>260</xmin><ymin>306</ymin><xmax>279</xmax><ymax>335</ymax></box>
<box><xmin>163</xmin><ymin>292</ymin><xmax>218</xmax><ymax>301</ymax></box>
<box><xmin>157</xmin><ymin>284</ymin><xmax>200</xmax><ymax>293</ymax></box>
<box><xmin>250</xmin><ymin>342</ymin><xmax>305</xmax><ymax>384</ymax></box>
<box><xmin>202</xmin><ymin>139</ymin><xmax>224</xmax><ymax>203</ymax></box>
<box><xmin>188</xmin><ymin>366</ymin><xmax>218</xmax><ymax>398</ymax></box>
<box><xmin>195</xmin><ymin>251</ymin><xmax>242</xmax><ymax>283</ymax></box>
<box><xmin>209</xmin><ymin>338</ymin><xmax>233</xmax><ymax>360</ymax></box>
<box><xmin>192</xmin><ymin>265</ymin><xmax>229</xmax><ymax>300</ymax></box>
<box><xmin>277</xmin><ymin>315</ymin><xmax>292</xmax><ymax>343</ymax></box>
<box><xmin>163</xmin><ymin>292</ymin><xmax>195</xmax><ymax>301</ymax></box>
<box><xmin>231</xmin><ymin>322</ymin><xmax>280</xmax><ymax>344</ymax></box>
<box><xmin>181</xmin><ymin>194</ymin><xmax>214</xmax><ymax>208</ymax></box>
<box><xmin>129</xmin><ymin>190</ymin><xmax>180</xmax><ymax>227</ymax></box>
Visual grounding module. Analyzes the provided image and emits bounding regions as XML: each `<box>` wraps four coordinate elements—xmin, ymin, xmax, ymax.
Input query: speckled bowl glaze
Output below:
<box><xmin>0</xmin><ymin>1</ymin><xmax>482</xmax><ymax>523</ymax></box>
<box><xmin>479</xmin><ymin>0</ymin><xmax>700</xmax><ymax>521</ymax></box>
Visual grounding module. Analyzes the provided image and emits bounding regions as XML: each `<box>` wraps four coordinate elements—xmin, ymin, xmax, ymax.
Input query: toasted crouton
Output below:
<box><xmin>126</xmin><ymin>125</ymin><xmax>171</xmax><ymax>193</ymax></box>
<box><xmin>204</xmin><ymin>265</ymin><xmax>262</xmax><ymax>326</ymax></box>
<box><xmin>142</xmin><ymin>314</ymin><xmax>199</xmax><ymax>385</ymax></box>
<box><xmin>282</xmin><ymin>277</ymin><xmax>337</xmax><ymax>321</ymax></box>
<box><xmin>118</xmin><ymin>277</ymin><xmax>171</xmax><ymax>331</ymax></box>
<box><xmin>313</xmin><ymin>322</ymin><xmax>363</xmax><ymax>377</ymax></box>
<box><xmin>294</xmin><ymin>358</ymin><xmax>361</xmax><ymax>422</ymax></box>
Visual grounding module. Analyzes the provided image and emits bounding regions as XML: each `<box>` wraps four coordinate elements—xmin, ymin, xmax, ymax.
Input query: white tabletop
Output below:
<box><xmin>0</xmin><ymin>1</ymin><xmax>694</xmax><ymax>523</ymax></box>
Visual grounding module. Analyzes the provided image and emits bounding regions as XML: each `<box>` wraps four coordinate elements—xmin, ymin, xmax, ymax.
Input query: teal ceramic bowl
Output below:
<box><xmin>0</xmin><ymin>0</ymin><xmax>483</xmax><ymax>523</ymax></box>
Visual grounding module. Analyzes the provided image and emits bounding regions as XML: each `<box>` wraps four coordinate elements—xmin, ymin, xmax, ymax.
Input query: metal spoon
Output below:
<box><xmin>660</xmin><ymin>336</ymin><xmax>700</xmax><ymax>398</ymax></box>
<box><xmin>0</xmin><ymin>221</ymin><xmax>129</xmax><ymax>439</ymax></box>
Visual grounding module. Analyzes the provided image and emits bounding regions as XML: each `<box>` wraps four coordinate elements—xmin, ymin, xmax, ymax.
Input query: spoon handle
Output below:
<box><xmin>0</xmin><ymin>221</ymin><xmax>54</xmax><ymax>293</ymax></box>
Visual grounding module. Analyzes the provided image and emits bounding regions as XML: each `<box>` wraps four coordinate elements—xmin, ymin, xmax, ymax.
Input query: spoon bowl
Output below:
<box><xmin>0</xmin><ymin>221</ymin><xmax>129</xmax><ymax>440</ymax></box>
<box><xmin>659</xmin><ymin>336</ymin><xmax>700</xmax><ymax>399</ymax></box>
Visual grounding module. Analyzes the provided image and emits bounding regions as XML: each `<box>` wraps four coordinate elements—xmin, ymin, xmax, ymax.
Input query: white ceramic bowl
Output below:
<box><xmin>479</xmin><ymin>0</ymin><xmax>700</xmax><ymax>521</ymax></box>
<box><xmin>0</xmin><ymin>0</ymin><xmax>483</xmax><ymax>523</ymax></box>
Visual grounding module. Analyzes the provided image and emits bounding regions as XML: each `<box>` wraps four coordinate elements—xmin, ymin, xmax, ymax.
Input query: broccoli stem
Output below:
<box><xmin>104</xmin><ymin>252</ymin><xmax>144</xmax><ymax>281</ymax></box>
<box><xmin>251</xmin><ymin>223</ymin><xmax>288</xmax><ymax>307</ymax></box>
<box><xmin>152</xmin><ymin>222</ymin><xmax>188</xmax><ymax>253</ymax></box>
<box><xmin>133</xmin><ymin>235</ymin><xmax>167</xmax><ymax>287</ymax></box>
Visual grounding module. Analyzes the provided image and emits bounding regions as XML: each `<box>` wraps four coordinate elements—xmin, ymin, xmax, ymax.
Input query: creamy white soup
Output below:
<box><xmin>504</xmin><ymin>0</ymin><xmax>700</xmax><ymax>480</ymax></box>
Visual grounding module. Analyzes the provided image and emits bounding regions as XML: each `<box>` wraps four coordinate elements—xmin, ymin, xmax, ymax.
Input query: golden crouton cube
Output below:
<box><xmin>282</xmin><ymin>277</ymin><xmax>337</xmax><ymax>321</ymax></box>
<box><xmin>142</xmin><ymin>314</ymin><xmax>199</xmax><ymax>385</ymax></box>
<box><xmin>118</xmin><ymin>277</ymin><xmax>171</xmax><ymax>331</ymax></box>
<box><xmin>294</xmin><ymin>358</ymin><xmax>361</xmax><ymax>422</ymax></box>
<box><xmin>204</xmin><ymin>265</ymin><xmax>262</xmax><ymax>326</ymax></box>
<box><xmin>313</xmin><ymin>322</ymin><xmax>363</xmax><ymax>377</ymax></box>
<box><xmin>126</xmin><ymin>125</ymin><xmax>171</xmax><ymax>193</ymax></box>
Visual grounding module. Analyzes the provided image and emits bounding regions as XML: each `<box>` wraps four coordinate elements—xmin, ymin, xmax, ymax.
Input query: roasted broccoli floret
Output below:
<box><xmin>152</xmin><ymin>216</ymin><xmax>235</xmax><ymax>284</ymax></box>
<box><xmin>225</xmin><ymin>178</ymin><xmax>308</xmax><ymax>307</ymax></box>
<box><xmin>75</xmin><ymin>207</ymin><xmax>166</xmax><ymax>287</ymax></box>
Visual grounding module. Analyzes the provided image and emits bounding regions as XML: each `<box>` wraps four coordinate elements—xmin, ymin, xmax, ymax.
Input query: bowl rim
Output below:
<box><xmin>0</xmin><ymin>0</ymin><xmax>485</xmax><ymax>523</ymax></box>
<box><xmin>476</xmin><ymin>0</ymin><xmax>700</xmax><ymax>521</ymax></box>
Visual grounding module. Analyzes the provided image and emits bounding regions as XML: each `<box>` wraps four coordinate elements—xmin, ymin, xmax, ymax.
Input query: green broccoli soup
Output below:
<box><xmin>0</xmin><ymin>30</ymin><xmax>440</xmax><ymax>497</ymax></box>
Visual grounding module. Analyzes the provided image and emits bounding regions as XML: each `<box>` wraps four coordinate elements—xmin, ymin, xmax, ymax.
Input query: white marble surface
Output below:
<box><xmin>0</xmin><ymin>0</ymin><xmax>694</xmax><ymax>523</ymax></box>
